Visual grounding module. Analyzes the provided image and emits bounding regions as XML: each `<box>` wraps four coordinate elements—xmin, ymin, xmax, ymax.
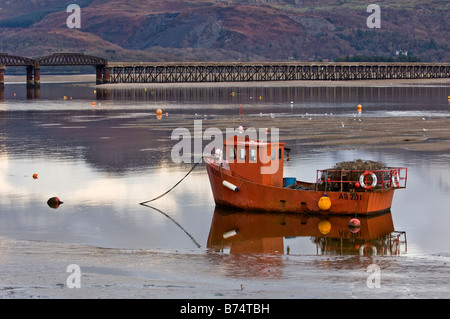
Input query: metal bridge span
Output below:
<box><xmin>106</xmin><ymin>61</ymin><xmax>450</xmax><ymax>83</ymax></box>
<box><xmin>1</xmin><ymin>53</ymin><xmax>449</xmax><ymax>87</ymax></box>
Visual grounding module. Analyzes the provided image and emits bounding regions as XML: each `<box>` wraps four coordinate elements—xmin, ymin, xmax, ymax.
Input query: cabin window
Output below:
<box><xmin>239</xmin><ymin>148</ymin><xmax>246</xmax><ymax>160</ymax></box>
<box><xmin>229</xmin><ymin>147</ymin><xmax>236</xmax><ymax>160</ymax></box>
<box><xmin>270</xmin><ymin>147</ymin><xmax>282</xmax><ymax>160</ymax></box>
<box><xmin>249</xmin><ymin>148</ymin><xmax>257</xmax><ymax>162</ymax></box>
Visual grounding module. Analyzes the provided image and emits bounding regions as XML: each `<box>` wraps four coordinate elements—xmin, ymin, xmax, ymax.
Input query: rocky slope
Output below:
<box><xmin>0</xmin><ymin>0</ymin><xmax>448</xmax><ymax>62</ymax></box>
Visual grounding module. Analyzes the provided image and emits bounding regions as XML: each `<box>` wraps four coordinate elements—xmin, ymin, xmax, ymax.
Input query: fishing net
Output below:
<box><xmin>318</xmin><ymin>159</ymin><xmax>390</xmax><ymax>191</ymax></box>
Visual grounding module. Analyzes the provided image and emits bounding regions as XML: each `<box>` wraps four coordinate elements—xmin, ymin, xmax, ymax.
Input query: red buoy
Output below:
<box><xmin>348</xmin><ymin>218</ymin><xmax>361</xmax><ymax>233</ymax></box>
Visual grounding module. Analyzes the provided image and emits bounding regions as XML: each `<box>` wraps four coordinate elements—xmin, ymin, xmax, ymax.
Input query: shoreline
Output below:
<box><xmin>1</xmin><ymin>236</ymin><xmax>450</xmax><ymax>299</ymax></box>
<box><xmin>4</xmin><ymin>74</ymin><xmax>450</xmax><ymax>88</ymax></box>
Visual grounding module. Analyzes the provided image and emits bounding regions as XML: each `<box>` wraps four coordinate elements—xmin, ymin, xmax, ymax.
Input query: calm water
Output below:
<box><xmin>1</xmin><ymin>80</ymin><xmax>450</xmax><ymax>257</ymax></box>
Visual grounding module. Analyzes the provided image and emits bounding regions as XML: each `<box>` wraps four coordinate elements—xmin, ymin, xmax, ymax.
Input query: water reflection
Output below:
<box><xmin>207</xmin><ymin>207</ymin><xmax>406</xmax><ymax>256</ymax></box>
<box><xmin>2</xmin><ymin>83</ymin><xmax>449</xmax><ymax>118</ymax></box>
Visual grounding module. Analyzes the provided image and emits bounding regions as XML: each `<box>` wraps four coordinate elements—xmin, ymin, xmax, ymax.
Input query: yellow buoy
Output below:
<box><xmin>318</xmin><ymin>194</ymin><xmax>331</xmax><ymax>211</ymax></box>
<box><xmin>318</xmin><ymin>220</ymin><xmax>331</xmax><ymax>235</ymax></box>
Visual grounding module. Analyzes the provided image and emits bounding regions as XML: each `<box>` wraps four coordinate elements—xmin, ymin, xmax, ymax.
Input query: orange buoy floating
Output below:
<box><xmin>156</xmin><ymin>108</ymin><xmax>163</xmax><ymax>115</ymax></box>
<box><xmin>32</xmin><ymin>173</ymin><xmax>38</xmax><ymax>179</ymax></box>
<box><xmin>357</xmin><ymin>104</ymin><xmax>362</xmax><ymax>113</ymax></box>
<box><xmin>92</xmin><ymin>102</ymin><xmax>96</xmax><ymax>106</ymax></box>
<box><xmin>318</xmin><ymin>193</ymin><xmax>331</xmax><ymax>211</ymax></box>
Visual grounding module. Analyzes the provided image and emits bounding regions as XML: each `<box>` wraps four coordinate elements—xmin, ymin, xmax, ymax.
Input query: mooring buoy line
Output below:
<box><xmin>139</xmin><ymin>203</ymin><xmax>201</xmax><ymax>249</ymax></box>
<box><xmin>139</xmin><ymin>159</ymin><xmax>203</xmax><ymax>248</ymax></box>
<box><xmin>139</xmin><ymin>159</ymin><xmax>202</xmax><ymax>205</ymax></box>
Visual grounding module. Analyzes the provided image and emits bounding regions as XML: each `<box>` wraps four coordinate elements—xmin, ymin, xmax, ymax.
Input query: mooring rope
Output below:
<box><xmin>139</xmin><ymin>159</ymin><xmax>203</xmax><ymax>248</ymax></box>
<box><xmin>139</xmin><ymin>203</ymin><xmax>201</xmax><ymax>248</ymax></box>
<box><xmin>139</xmin><ymin>159</ymin><xmax>202</xmax><ymax>205</ymax></box>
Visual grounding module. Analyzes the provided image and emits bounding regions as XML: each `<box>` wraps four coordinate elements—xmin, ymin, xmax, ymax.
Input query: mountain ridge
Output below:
<box><xmin>0</xmin><ymin>0</ymin><xmax>448</xmax><ymax>62</ymax></box>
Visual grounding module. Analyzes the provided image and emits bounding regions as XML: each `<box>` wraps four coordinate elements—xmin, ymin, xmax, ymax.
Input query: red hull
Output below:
<box><xmin>206</xmin><ymin>158</ymin><xmax>395</xmax><ymax>215</ymax></box>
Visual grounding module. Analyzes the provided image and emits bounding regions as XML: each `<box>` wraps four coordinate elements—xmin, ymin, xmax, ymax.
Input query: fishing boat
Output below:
<box><xmin>205</xmin><ymin>134</ymin><xmax>407</xmax><ymax>215</ymax></box>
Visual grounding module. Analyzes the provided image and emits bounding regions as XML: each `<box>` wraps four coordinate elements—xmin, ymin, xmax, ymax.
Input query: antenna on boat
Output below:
<box><xmin>239</xmin><ymin>104</ymin><xmax>244</xmax><ymax>125</ymax></box>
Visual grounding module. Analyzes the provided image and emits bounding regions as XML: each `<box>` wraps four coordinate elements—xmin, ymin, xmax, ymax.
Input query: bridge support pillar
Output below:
<box><xmin>103</xmin><ymin>66</ymin><xmax>111</xmax><ymax>84</ymax></box>
<box><xmin>96</xmin><ymin>65</ymin><xmax>104</xmax><ymax>84</ymax></box>
<box><xmin>0</xmin><ymin>64</ymin><xmax>5</xmax><ymax>88</ymax></box>
<box><xmin>34</xmin><ymin>66</ymin><xmax>40</xmax><ymax>88</ymax></box>
<box><xmin>26</xmin><ymin>66</ymin><xmax>34</xmax><ymax>88</ymax></box>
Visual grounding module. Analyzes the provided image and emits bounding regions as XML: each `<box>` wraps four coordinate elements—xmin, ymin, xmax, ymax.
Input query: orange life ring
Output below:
<box><xmin>359</xmin><ymin>171</ymin><xmax>377</xmax><ymax>190</ymax></box>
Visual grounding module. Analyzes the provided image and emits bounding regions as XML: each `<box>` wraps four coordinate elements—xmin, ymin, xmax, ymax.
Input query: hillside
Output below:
<box><xmin>0</xmin><ymin>0</ymin><xmax>448</xmax><ymax>62</ymax></box>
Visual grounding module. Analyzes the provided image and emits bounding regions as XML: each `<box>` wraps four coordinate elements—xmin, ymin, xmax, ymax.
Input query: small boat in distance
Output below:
<box><xmin>205</xmin><ymin>133</ymin><xmax>407</xmax><ymax>215</ymax></box>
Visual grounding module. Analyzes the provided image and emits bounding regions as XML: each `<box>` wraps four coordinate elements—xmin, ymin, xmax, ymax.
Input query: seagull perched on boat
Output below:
<box><xmin>341</xmin><ymin>122</ymin><xmax>345</xmax><ymax>128</ymax></box>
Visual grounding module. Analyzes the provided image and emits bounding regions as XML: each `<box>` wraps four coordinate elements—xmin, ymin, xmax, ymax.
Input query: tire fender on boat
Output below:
<box><xmin>359</xmin><ymin>171</ymin><xmax>377</xmax><ymax>190</ymax></box>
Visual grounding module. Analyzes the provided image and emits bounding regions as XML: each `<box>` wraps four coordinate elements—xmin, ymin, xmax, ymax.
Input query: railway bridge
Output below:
<box><xmin>107</xmin><ymin>61</ymin><xmax>450</xmax><ymax>83</ymax></box>
<box><xmin>0</xmin><ymin>53</ymin><xmax>107</xmax><ymax>87</ymax></box>
<box><xmin>1</xmin><ymin>53</ymin><xmax>449</xmax><ymax>89</ymax></box>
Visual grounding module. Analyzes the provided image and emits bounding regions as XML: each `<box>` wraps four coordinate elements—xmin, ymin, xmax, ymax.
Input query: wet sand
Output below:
<box><xmin>2</xmin><ymin>236</ymin><xmax>450</xmax><ymax>300</ymax></box>
<box><xmin>165</xmin><ymin>115</ymin><xmax>450</xmax><ymax>153</ymax></box>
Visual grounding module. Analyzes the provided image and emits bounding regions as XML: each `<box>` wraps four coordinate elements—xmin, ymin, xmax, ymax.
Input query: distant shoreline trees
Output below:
<box><xmin>335</xmin><ymin>55</ymin><xmax>423</xmax><ymax>62</ymax></box>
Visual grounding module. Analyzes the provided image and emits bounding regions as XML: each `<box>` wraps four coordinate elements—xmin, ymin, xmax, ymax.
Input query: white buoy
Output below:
<box><xmin>222</xmin><ymin>180</ymin><xmax>238</xmax><ymax>191</ymax></box>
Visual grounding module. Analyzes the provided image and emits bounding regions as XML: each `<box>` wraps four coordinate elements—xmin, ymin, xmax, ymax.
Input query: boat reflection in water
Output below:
<box><xmin>207</xmin><ymin>207</ymin><xmax>406</xmax><ymax>256</ymax></box>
